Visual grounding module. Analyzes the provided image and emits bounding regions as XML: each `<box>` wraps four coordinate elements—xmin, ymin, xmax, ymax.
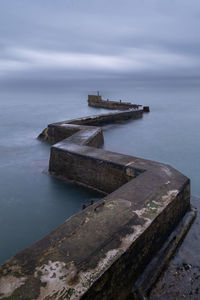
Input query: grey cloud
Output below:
<box><xmin>1</xmin><ymin>0</ymin><xmax>200</xmax><ymax>86</ymax></box>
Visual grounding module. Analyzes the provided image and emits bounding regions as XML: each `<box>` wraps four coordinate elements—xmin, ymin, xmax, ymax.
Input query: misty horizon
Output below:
<box><xmin>1</xmin><ymin>0</ymin><xmax>200</xmax><ymax>89</ymax></box>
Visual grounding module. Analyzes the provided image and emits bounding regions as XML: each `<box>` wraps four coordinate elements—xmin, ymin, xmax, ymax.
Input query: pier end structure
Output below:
<box><xmin>0</xmin><ymin>101</ymin><xmax>195</xmax><ymax>300</ymax></box>
<box><xmin>88</xmin><ymin>94</ymin><xmax>150</xmax><ymax>112</ymax></box>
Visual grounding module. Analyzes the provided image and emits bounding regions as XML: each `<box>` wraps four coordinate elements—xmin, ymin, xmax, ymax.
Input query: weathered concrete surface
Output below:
<box><xmin>0</xmin><ymin>104</ymin><xmax>193</xmax><ymax>300</ymax></box>
<box><xmin>132</xmin><ymin>204</ymin><xmax>197</xmax><ymax>299</ymax></box>
<box><xmin>149</xmin><ymin>196</ymin><xmax>200</xmax><ymax>300</ymax></box>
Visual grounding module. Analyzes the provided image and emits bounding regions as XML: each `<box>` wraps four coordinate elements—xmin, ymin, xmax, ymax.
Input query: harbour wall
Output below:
<box><xmin>0</xmin><ymin>102</ymin><xmax>194</xmax><ymax>300</ymax></box>
<box><xmin>88</xmin><ymin>94</ymin><xmax>150</xmax><ymax>112</ymax></box>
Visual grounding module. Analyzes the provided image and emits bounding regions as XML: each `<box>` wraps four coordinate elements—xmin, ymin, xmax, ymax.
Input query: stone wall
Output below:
<box><xmin>0</xmin><ymin>105</ymin><xmax>192</xmax><ymax>300</ymax></box>
<box><xmin>88</xmin><ymin>94</ymin><xmax>146</xmax><ymax>111</ymax></box>
<box><xmin>38</xmin><ymin>109</ymin><xmax>143</xmax><ymax>144</ymax></box>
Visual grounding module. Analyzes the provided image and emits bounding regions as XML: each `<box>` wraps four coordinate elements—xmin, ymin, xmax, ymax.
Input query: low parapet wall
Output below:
<box><xmin>0</xmin><ymin>106</ymin><xmax>194</xmax><ymax>300</ymax></box>
<box><xmin>88</xmin><ymin>94</ymin><xmax>146</xmax><ymax>111</ymax></box>
<box><xmin>39</xmin><ymin>109</ymin><xmax>143</xmax><ymax>145</ymax></box>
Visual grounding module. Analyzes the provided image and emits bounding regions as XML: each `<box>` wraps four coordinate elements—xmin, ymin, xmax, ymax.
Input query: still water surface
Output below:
<box><xmin>0</xmin><ymin>86</ymin><xmax>200</xmax><ymax>266</ymax></box>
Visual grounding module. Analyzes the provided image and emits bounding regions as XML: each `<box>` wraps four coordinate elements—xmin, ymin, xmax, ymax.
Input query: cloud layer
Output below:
<box><xmin>1</xmin><ymin>0</ymin><xmax>200</xmax><ymax>84</ymax></box>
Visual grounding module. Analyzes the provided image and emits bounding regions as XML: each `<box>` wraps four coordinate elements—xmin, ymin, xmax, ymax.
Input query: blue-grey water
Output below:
<box><xmin>0</xmin><ymin>84</ymin><xmax>200</xmax><ymax>269</ymax></box>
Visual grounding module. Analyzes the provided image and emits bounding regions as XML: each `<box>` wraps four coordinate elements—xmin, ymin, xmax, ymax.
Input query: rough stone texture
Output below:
<box><xmin>148</xmin><ymin>196</ymin><xmax>199</xmax><ymax>300</ymax></box>
<box><xmin>0</xmin><ymin>104</ymin><xmax>192</xmax><ymax>300</ymax></box>
<box><xmin>131</xmin><ymin>204</ymin><xmax>197</xmax><ymax>299</ymax></box>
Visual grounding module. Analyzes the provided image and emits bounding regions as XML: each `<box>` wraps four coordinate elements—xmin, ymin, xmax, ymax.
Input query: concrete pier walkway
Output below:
<box><xmin>0</xmin><ymin>97</ymin><xmax>195</xmax><ymax>300</ymax></box>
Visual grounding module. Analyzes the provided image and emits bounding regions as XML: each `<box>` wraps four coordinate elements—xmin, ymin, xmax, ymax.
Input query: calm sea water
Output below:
<box><xmin>0</xmin><ymin>83</ymin><xmax>200</xmax><ymax>265</ymax></box>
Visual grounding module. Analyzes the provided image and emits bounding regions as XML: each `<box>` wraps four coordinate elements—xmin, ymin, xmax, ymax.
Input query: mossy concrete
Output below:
<box><xmin>0</xmin><ymin>101</ymin><xmax>193</xmax><ymax>299</ymax></box>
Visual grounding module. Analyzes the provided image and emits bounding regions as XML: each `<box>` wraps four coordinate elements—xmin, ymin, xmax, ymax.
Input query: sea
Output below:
<box><xmin>0</xmin><ymin>80</ymin><xmax>200</xmax><ymax>283</ymax></box>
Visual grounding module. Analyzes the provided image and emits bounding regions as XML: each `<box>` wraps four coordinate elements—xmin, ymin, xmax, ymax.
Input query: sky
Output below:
<box><xmin>1</xmin><ymin>0</ymin><xmax>200</xmax><ymax>88</ymax></box>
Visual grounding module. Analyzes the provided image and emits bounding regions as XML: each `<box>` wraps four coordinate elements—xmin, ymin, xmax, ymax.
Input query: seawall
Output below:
<box><xmin>0</xmin><ymin>100</ymin><xmax>195</xmax><ymax>300</ymax></box>
<box><xmin>88</xmin><ymin>94</ymin><xmax>150</xmax><ymax>112</ymax></box>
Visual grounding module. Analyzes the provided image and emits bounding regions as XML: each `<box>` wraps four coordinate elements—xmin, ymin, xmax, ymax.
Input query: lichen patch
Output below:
<box><xmin>162</xmin><ymin>190</ymin><xmax>179</xmax><ymax>204</ymax></box>
<box><xmin>161</xmin><ymin>166</ymin><xmax>172</xmax><ymax>177</ymax></box>
<box><xmin>125</xmin><ymin>167</ymin><xmax>135</xmax><ymax>177</ymax></box>
<box><xmin>67</xmin><ymin>249</ymin><xmax>121</xmax><ymax>299</ymax></box>
<box><xmin>125</xmin><ymin>161</ymin><xmax>135</xmax><ymax>167</ymax></box>
<box><xmin>0</xmin><ymin>275</ymin><xmax>26</xmax><ymax>298</ymax></box>
<box><xmin>35</xmin><ymin>260</ymin><xmax>77</xmax><ymax>300</ymax></box>
<box><xmin>134</xmin><ymin>189</ymin><xmax>179</xmax><ymax>221</ymax></box>
<box><xmin>120</xmin><ymin>224</ymin><xmax>149</xmax><ymax>250</ymax></box>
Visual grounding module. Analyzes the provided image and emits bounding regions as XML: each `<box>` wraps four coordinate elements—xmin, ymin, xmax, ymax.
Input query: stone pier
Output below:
<box><xmin>87</xmin><ymin>94</ymin><xmax>148</xmax><ymax>111</ymax></box>
<box><xmin>0</xmin><ymin>98</ymin><xmax>196</xmax><ymax>300</ymax></box>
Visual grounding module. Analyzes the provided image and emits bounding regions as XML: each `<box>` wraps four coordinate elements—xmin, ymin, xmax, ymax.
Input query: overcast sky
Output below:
<box><xmin>1</xmin><ymin>0</ymin><xmax>200</xmax><ymax>86</ymax></box>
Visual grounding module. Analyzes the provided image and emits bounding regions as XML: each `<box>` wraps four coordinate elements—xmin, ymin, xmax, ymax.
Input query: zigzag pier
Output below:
<box><xmin>0</xmin><ymin>95</ymin><xmax>197</xmax><ymax>299</ymax></box>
